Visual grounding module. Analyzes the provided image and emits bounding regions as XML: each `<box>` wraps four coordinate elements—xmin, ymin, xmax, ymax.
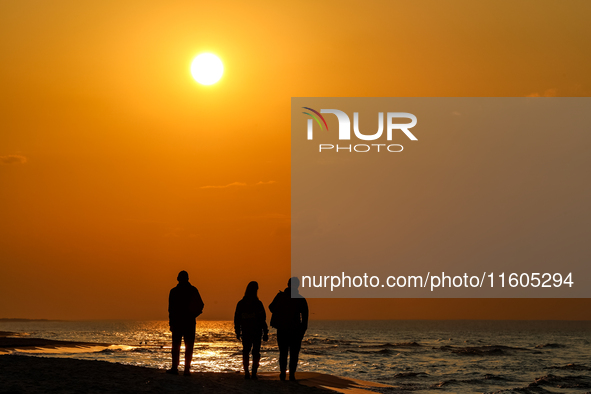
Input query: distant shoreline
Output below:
<box><xmin>0</xmin><ymin>318</ymin><xmax>66</xmax><ymax>322</ymax></box>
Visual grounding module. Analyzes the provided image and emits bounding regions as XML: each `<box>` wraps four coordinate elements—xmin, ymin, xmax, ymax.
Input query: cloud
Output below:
<box><xmin>526</xmin><ymin>88</ymin><xmax>558</xmax><ymax>97</ymax></box>
<box><xmin>242</xmin><ymin>213</ymin><xmax>289</xmax><ymax>220</ymax></box>
<box><xmin>0</xmin><ymin>155</ymin><xmax>27</xmax><ymax>164</ymax></box>
<box><xmin>199</xmin><ymin>181</ymin><xmax>276</xmax><ymax>189</ymax></box>
<box><xmin>199</xmin><ymin>182</ymin><xmax>247</xmax><ymax>189</ymax></box>
<box><xmin>528</xmin><ymin>85</ymin><xmax>591</xmax><ymax>97</ymax></box>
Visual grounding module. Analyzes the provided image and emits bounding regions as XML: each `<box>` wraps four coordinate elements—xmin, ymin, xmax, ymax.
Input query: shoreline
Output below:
<box><xmin>0</xmin><ymin>354</ymin><xmax>392</xmax><ymax>394</ymax></box>
<box><xmin>0</xmin><ymin>331</ymin><xmax>113</xmax><ymax>355</ymax></box>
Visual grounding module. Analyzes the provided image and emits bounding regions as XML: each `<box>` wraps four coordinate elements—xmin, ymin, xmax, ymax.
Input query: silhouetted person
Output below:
<box><xmin>167</xmin><ymin>270</ymin><xmax>204</xmax><ymax>376</ymax></box>
<box><xmin>234</xmin><ymin>281</ymin><xmax>269</xmax><ymax>380</ymax></box>
<box><xmin>269</xmin><ymin>277</ymin><xmax>308</xmax><ymax>381</ymax></box>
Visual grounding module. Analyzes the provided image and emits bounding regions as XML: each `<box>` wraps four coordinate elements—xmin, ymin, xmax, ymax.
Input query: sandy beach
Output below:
<box><xmin>0</xmin><ymin>333</ymin><xmax>392</xmax><ymax>394</ymax></box>
<box><xmin>0</xmin><ymin>355</ymin><xmax>393</xmax><ymax>394</ymax></box>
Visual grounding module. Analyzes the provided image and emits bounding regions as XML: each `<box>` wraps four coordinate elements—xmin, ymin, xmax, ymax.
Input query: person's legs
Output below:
<box><xmin>242</xmin><ymin>337</ymin><xmax>253</xmax><ymax>378</ymax></box>
<box><xmin>168</xmin><ymin>330</ymin><xmax>182</xmax><ymax>373</ymax></box>
<box><xmin>183</xmin><ymin>325</ymin><xmax>196</xmax><ymax>375</ymax></box>
<box><xmin>277</xmin><ymin>329</ymin><xmax>289</xmax><ymax>380</ymax></box>
<box><xmin>251</xmin><ymin>336</ymin><xmax>262</xmax><ymax>379</ymax></box>
<box><xmin>288</xmin><ymin>331</ymin><xmax>303</xmax><ymax>381</ymax></box>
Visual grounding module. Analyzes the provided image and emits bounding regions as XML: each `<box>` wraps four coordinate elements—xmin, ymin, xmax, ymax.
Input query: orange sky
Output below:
<box><xmin>1</xmin><ymin>0</ymin><xmax>590</xmax><ymax>320</ymax></box>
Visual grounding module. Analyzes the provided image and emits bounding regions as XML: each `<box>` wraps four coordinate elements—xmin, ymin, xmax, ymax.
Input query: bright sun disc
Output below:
<box><xmin>191</xmin><ymin>53</ymin><xmax>223</xmax><ymax>85</ymax></box>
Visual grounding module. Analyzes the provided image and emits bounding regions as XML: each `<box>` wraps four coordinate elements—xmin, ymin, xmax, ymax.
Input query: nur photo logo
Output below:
<box><xmin>302</xmin><ymin>107</ymin><xmax>418</xmax><ymax>153</ymax></box>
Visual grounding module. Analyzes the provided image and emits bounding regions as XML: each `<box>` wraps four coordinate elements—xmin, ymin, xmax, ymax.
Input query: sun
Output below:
<box><xmin>190</xmin><ymin>53</ymin><xmax>223</xmax><ymax>85</ymax></box>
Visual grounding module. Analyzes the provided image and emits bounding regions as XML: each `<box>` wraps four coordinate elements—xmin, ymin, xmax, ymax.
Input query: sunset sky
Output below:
<box><xmin>1</xmin><ymin>0</ymin><xmax>590</xmax><ymax>320</ymax></box>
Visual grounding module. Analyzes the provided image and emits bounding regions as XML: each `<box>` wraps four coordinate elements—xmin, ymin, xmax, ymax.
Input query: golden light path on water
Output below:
<box><xmin>130</xmin><ymin>321</ymin><xmax>283</xmax><ymax>373</ymax></box>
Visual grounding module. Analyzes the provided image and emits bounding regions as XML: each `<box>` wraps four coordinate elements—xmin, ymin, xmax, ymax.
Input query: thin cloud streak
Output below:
<box><xmin>199</xmin><ymin>182</ymin><xmax>247</xmax><ymax>189</ymax></box>
<box><xmin>199</xmin><ymin>181</ymin><xmax>276</xmax><ymax>189</ymax></box>
<box><xmin>0</xmin><ymin>155</ymin><xmax>27</xmax><ymax>164</ymax></box>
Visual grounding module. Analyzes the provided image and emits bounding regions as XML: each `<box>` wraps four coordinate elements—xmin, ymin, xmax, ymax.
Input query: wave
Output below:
<box><xmin>437</xmin><ymin>345</ymin><xmax>527</xmax><ymax>355</ymax></box>
<box><xmin>484</xmin><ymin>386</ymin><xmax>554</xmax><ymax>393</ymax></box>
<box><xmin>97</xmin><ymin>346</ymin><xmax>160</xmax><ymax>354</ymax></box>
<box><xmin>392</xmin><ymin>372</ymin><xmax>428</xmax><ymax>378</ymax></box>
<box><xmin>530</xmin><ymin>374</ymin><xmax>591</xmax><ymax>389</ymax></box>
<box><xmin>359</xmin><ymin>342</ymin><xmax>421</xmax><ymax>349</ymax></box>
<box><xmin>545</xmin><ymin>363</ymin><xmax>591</xmax><ymax>371</ymax></box>
<box><xmin>484</xmin><ymin>374</ymin><xmax>591</xmax><ymax>393</ymax></box>
<box><xmin>431</xmin><ymin>375</ymin><xmax>508</xmax><ymax>388</ymax></box>
<box><xmin>303</xmin><ymin>338</ymin><xmax>356</xmax><ymax>346</ymax></box>
<box><xmin>301</xmin><ymin>349</ymin><xmax>328</xmax><ymax>356</ymax></box>
<box><xmin>346</xmin><ymin>348</ymin><xmax>397</xmax><ymax>355</ymax></box>
<box><xmin>535</xmin><ymin>343</ymin><xmax>566</xmax><ymax>349</ymax></box>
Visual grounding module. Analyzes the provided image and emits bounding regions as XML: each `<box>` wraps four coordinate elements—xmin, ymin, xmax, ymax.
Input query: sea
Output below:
<box><xmin>1</xmin><ymin>320</ymin><xmax>591</xmax><ymax>393</ymax></box>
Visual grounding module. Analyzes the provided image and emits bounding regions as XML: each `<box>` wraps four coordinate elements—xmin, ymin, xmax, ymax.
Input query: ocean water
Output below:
<box><xmin>1</xmin><ymin>320</ymin><xmax>591</xmax><ymax>393</ymax></box>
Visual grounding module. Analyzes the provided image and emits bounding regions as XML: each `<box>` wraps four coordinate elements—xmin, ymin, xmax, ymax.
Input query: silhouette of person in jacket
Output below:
<box><xmin>234</xmin><ymin>281</ymin><xmax>269</xmax><ymax>380</ymax></box>
<box><xmin>269</xmin><ymin>277</ymin><xmax>308</xmax><ymax>381</ymax></box>
<box><xmin>167</xmin><ymin>270</ymin><xmax>204</xmax><ymax>376</ymax></box>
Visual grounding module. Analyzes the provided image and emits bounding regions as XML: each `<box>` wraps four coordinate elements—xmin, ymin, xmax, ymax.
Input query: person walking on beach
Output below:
<box><xmin>234</xmin><ymin>281</ymin><xmax>269</xmax><ymax>380</ymax></box>
<box><xmin>167</xmin><ymin>270</ymin><xmax>204</xmax><ymax>376</ymax></box>
<box><xmin>269</xmin><ymin>277</ymin><xmax>308</xmax><ymax>381</ymax></box>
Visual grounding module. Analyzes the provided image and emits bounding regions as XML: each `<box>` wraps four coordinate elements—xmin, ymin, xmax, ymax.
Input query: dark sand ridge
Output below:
<box><xmin>0</xmin><ymin>333</ymin><xmax>393</xmax><ymax>394</ymax></box>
